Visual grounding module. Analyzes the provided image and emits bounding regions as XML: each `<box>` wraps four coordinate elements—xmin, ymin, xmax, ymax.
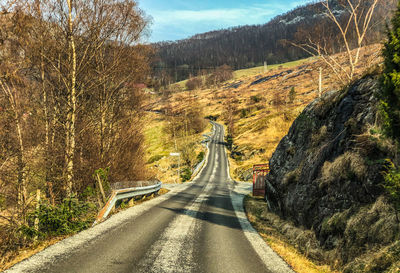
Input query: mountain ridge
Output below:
<box><xmin>152</xmin><ymin>0</ymin><xmax>396</xmax><ymax>84</ymax></box>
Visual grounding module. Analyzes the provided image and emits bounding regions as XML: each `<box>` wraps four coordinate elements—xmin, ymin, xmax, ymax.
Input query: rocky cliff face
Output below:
<box><xmin>266</xmin><ymin>75</ymin><xmax>400</xmax><ymax>271</ymax></box>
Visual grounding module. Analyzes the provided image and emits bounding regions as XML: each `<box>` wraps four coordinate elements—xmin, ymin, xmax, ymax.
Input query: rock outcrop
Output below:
<box><xmin>266</xmin><ymin>74</ymin><xmax>400</xmax><ymax>271</ymax></box>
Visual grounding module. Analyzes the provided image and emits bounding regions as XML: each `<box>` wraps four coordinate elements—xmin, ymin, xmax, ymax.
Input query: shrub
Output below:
<box><xmin>180</xmin><ymin>168</ymin><xmax>192</xmax><ymax>182</ymax></box>
<box><xmin>225</xmin><ymin>134</ymin><xmax>233</xmax><ymax>150</ymax></box>
<box><xmin>93</xmin><ymin>168</ymin><xmax>111</xmax><ymax>196</ymax></box>
<box><xmin>81</xmin><ymin>186</ymin><xmax>96</xmax><ymax>200</ymax></box>
<box><xmin>196</xmin><ymin>151</ymin><xmax>205</xmax><ymax>163</ymax></box>
<box><xmin>24</xmin><ymin>197</ymin><xmax>96</xmax><ymax>238</ymax></box>
<box><xmin>0</xmin><ymin>194</ymin><xmax>5</xmax><ymax>209</ymax></box>
<box><xmin>205</xmin><ymin>65</ymin><xmax>233</xmax><ymax>87</ymax></box>
<box><xmin>283</xmin><ymin>168</ymin><xmax>300</xmax><ymax>186</ymax></box>
<box><xmin>383</xmin><ymin>160</ymin><xmax>400</xmax><ymax>211</ymax></box>
<box><xmin>186</xmin><ymin>77</ymin><xmax>202</xmax><ymax>90</ymax></box>
<box><xmin>205</xmin><ymin>115</ymin><xmax>219</xmax><ymax>121</ymax></box>
<box><xmin>240</xmin><ymin>108</ymin><xmax>249</xmax><ymax>118</ymax></box>
<box><xmin>250</xmin><ymin>95</ymin><xmax>262</xmax><ymax>103</ymax></box>
<box><xmin>311</xmin><ymin>125</ymin><xmax>328</xmax><ymax>146</ymax></box>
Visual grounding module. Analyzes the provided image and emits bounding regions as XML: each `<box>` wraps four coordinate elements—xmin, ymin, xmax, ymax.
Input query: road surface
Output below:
<box><xmin>6</xmin><ymin>122</ymin><xmax>293</xmax><ymax>273</ymax></box>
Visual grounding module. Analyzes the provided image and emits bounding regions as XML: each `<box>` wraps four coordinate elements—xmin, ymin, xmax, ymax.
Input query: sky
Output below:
<box><xmin>138</xmin><ymin>0</ymin><xmax>312</xmax><ymax>43</ymax></box>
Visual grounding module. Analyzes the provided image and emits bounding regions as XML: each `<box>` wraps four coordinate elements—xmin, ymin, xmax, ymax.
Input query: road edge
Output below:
<box><xmin>216</xmin><ymin>121</ymin><xmax>295</xmax><ymax>273</ymax></box>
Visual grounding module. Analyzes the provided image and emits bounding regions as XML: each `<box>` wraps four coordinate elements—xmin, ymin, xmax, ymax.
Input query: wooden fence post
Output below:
<box><xmin>96</xmin><ymin>173</ymin><xmax>107</xmax><ymax>203</ymax></box>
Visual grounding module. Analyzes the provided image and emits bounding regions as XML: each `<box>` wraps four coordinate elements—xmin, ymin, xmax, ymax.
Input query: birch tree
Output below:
<box><xmin>291</xmin><ymin>0</ymin><xmax>380</xmax><ymax>84</ymax></box>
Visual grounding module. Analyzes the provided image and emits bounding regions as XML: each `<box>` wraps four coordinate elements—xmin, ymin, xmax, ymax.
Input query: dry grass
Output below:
<box><xmin>233</xmin><ymin>58</ymin><xmax>315</xmax><ymax>79</ymax></box>
<box><xmin>321</xmin><ymin>151</ymin><xmax>367</xmax><ymax>187</ymax></box>
<box><xmin>244</xmin><ymin>195</ymin><xmax>337</xmax><ymax>273</ymax></box>
<box><xmin>143</xmin><ymin>111</ymin><xmax>212</xmax><ymax>184</ymax></box>
<box><xmin>1</xmin><ymin>236</ymin><xmax>68</xmax><ymax>271</ymax></box>
<box><xmin>146</xmin><ymin>45</ymin><xmax>382</xmax><ymax>182</ymax></box>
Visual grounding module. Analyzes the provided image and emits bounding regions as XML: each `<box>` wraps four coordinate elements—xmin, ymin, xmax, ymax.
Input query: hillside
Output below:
<box><xmin>152</xmin><ymin>0</ymin><xmax>396</xmax><ymax>83</ymax></box>
<box><xmin>145</xmin><ymin>44</ymin><xmax>382</xmax><ymax>183</ymax></box>
<box><xmin>264</xmin><ymin>73</ymin><xmax>400</xmax><ymax>272</ymax></box>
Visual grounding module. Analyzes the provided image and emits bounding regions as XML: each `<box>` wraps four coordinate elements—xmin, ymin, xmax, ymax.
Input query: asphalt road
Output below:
<box><xmin>6</xmin><ymin>122</ymin><xmax>293</xmax><ymax>273</ymax></box>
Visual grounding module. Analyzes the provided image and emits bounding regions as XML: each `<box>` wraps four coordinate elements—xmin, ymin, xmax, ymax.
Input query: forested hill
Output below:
<box><xmin>152</xmin><ymin>0</ymin><xmax>396</xmax><ymax>83</ymax></box>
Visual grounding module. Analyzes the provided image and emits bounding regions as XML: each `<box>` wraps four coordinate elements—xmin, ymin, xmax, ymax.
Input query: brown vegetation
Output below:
<box><xmin>244</xmin><ymin>195</ymin><xmax>336</xmax><ymax>273</ymax></box>
<box><xmin>146</xmin><ymin>44</ymin><xmax>382</xmax><ymax>182</ymax></box>
<box><xmin>0</xmin><ymin>0</ymin><xmax>152</xmax><ymax>268</ymax></box>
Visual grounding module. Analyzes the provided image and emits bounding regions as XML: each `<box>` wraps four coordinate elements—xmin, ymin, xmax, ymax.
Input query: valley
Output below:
<box><xmin>145</xmin><ymin>44</ymin><xmax>382</xmax><ymax>182</ymax></box>
<box><xmin>1</xmin><ymin>0</ymin><xmax>400</xmax><ymax>272</ymax></box>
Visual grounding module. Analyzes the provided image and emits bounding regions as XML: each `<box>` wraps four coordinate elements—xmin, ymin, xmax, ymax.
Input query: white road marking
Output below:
<box><xmin>140</xmin><ymin>182</ymin><xmax>214</xmax><ymax>273</ymax></box>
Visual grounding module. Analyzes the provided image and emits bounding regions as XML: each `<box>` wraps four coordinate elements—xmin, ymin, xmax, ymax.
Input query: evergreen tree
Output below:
<box><xmin>381</xmin><ymin>1</ymin><xmax>400</xmax><ymax>138</ymax></box>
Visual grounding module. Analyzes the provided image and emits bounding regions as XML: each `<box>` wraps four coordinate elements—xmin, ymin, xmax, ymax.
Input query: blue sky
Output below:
<box><xmin>138</xmin><ymin>0</ymin><xmax>312</xmax><ymax>42</ymax></box>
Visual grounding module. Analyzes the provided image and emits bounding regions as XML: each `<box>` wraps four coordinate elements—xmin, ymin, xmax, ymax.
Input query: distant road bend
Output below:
<box><xmin>6</xmin><ymin>122</ymin><xmax>293</xmax><ymax>273</ymax></box>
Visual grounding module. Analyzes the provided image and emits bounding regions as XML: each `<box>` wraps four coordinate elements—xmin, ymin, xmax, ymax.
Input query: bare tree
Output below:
<box><xmin>19</xmin><ymin>0</ymin><xmax>151</xmax><ymax>195</ymax></box>
<box><xmin>0</xmin><ymin>79</ymin><xmax>27</xmax><ymax>220</ymax></box>
<box><xmin>290</xmin><ymin>0</ymin><xmax>380</xmax><ymax>84</ymax></box>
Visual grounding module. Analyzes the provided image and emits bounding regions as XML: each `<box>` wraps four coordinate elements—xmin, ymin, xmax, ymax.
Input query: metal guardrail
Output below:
<box><xmin>93</xmin><ymin>124</ymin><xmax>214</xmax><ymax>225</ymax></box>
<box><xmin>191</xmin><ymin>132</ymin><xmax>212</xmax><ymax>180</ymax></box>
<box><xmin>93</xmin><ymin>181</ymin><xmax>162</xmax><ymax>225</ymax></box>
<box><xmin>111</xmin><ymin>180</ymin><xmax>159</xmax><ymax>190</ymax></box>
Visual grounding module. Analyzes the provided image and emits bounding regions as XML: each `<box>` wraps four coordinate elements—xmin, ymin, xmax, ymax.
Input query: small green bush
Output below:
<box><xmin>196</xmin><ymin>151</ymin><xmax>205</xmax><ymax>163</ymax></box>
<box><xmin>93</xmin><ymin>168</ymin><xmax>111</xmax><ymax>195</ymax></box>
<box><xmin>240</xmin><ymin>108</ymin><xmax>249</xmax><ymax>118</ymax></box>
<box><xmin>23</xmin><ymin>197</ymin><xmax>96</xmax><ymax>239</ymax></box>
<box><xmin>180</xmin><ymin>168</ymin><xmax>192</xmax><ymax>182</ymax></box>
<box><xmin>225</xmin><ymin>135</ymin><xmax>233</xmax><ymax>150</ymax></box>
<box><xmin>250</xmin><ymin>95</ymin><xmax>262</xmax><ymax>103</ymax></box>
<box><xmin>81</xmin><ymin>186</ymin><xmax>96</xmax><ymax>199</ymax></box>
<box><xmin>383</xmin><ymin>160</ymin><xmax>400</xmax><ymax>211</ymax></box>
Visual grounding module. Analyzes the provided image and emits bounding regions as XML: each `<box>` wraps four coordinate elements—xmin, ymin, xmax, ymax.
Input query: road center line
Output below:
<box><xmin>139</xmin><ymin>182</ymin><xmax>214</xmax><ymax>273</ymax></box>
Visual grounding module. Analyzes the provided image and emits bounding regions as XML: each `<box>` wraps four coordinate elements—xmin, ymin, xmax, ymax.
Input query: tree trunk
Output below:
<box><xmin>15</xmin><ymin>116</ymin><xmax>27</xmax><ymax>222</ymax></box>
<box><xmin>41</xmin><ymin>55</ymin><xmax>54</xmax><ymax>201</ymax></box>
<box><xmin>65</xmin><ymin>0</ymin><xmax>77</xmax><ymax>196</ymax></box>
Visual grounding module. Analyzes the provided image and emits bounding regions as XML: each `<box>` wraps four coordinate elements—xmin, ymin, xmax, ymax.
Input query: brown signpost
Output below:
<box><xmin>252</xmin><ymin>164</ymin><xmax>269</xmax><ymax>196</ymax></box>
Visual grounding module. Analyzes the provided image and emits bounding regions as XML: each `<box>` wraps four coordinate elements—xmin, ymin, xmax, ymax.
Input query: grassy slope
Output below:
<box><xmin>143</xmin><ymin>99</ymin><xmax>212</xmax><ymax>183</ymax></box>
<box><xmin>146</xmin><ymin>45</ymin><xmax>381</xmax><ymax>182</ymax></box>
<box><xmin>233</xmin><ymin>58</ymin><xmax>314</xmax><ymax>79</ymax></box>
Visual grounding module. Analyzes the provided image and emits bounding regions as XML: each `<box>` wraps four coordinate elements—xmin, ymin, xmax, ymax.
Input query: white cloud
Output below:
<box><xmin>152</xmin><ymin>7</ymin><xmax>276</xmax><ymax>26</ymax></box>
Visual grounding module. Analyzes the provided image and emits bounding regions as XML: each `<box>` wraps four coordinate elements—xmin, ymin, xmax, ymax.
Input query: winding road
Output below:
<box><xmin>6</xmin><ymin>122</ymin><xmax>293</xmax><ymax>273</ymax></box>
